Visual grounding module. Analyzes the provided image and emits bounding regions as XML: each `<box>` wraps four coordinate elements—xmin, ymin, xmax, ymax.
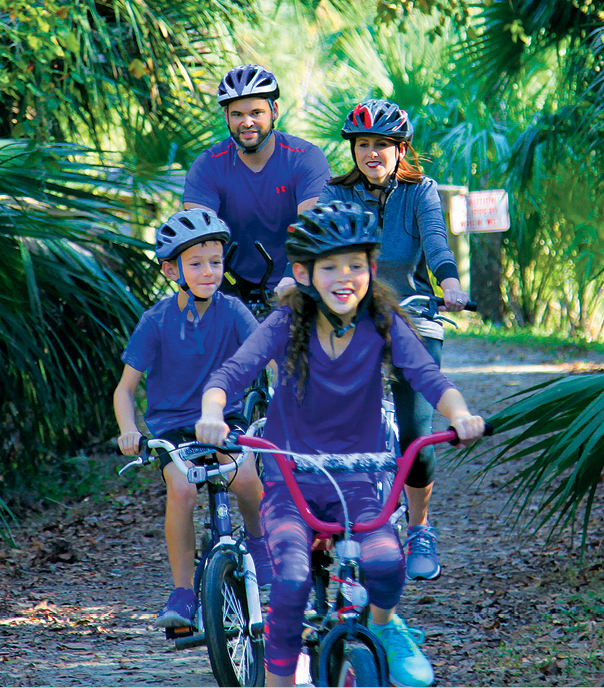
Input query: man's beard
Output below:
<box><xmin>231</xmin><ymin>125</ymin><xmax>272</xmax><ymax>153</ymax></box>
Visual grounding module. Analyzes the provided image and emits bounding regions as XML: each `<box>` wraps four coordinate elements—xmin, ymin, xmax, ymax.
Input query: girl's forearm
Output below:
<box><xmin>436</xmin><ymin>388</ymin><xmax>470</xmax><ymax>423</ymax></box>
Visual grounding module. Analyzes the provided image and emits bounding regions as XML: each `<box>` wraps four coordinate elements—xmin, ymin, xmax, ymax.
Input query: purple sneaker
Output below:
<box><xmin>155</xmin><ymin>587</ymin><xmax>198</xmax><ymax>628</ymax></box>
<box><xmin>246</xmin><ymin>534</ymin><xmax>273</xmax><ymax>589</ymax></box>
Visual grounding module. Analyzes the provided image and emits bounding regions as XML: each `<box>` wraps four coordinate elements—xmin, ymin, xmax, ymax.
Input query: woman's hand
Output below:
<box><xmin>440</xmin><ymin>278</ymin><xmax>468</xmax><ymax>312</ymax></box>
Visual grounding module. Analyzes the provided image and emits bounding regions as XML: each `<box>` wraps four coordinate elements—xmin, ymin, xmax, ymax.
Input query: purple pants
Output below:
<box><xmin>260</xmin><ymin>481</ymin><xmax>406</xmax><ymax>677</ymax></box>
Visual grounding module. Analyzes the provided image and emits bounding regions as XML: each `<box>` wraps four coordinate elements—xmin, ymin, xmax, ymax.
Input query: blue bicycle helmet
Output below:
<box><xmin>217</xmin><ymin>64</ymin><xmax>280</xmax><ymax>107</ymax></box>
<box><xmin>285</xmin><ymin>201</ymin><xmax>381</xmax><ymax>264</ymax></box>
<box><xmin>156</xmin><ymin>209</ymin><xmax>230</xmax><ymax>262</ymax></box>
<box><xmin>341</xmin><ymin>99</ymin><xmax>413</xmax><ymax>143</ymax></box>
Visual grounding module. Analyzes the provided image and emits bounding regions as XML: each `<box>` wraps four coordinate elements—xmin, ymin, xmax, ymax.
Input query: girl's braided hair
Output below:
<box><xmin>281</xmin><ymin>253</ymin><xmax>412</xmax><ymax>401</ymax></box>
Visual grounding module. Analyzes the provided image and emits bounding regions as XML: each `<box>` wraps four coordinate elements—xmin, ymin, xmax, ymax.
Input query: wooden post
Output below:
<box><xmin>437</xmin><ymin>185</ymin><xmax>470</xmax><ymax>294</ymax></box>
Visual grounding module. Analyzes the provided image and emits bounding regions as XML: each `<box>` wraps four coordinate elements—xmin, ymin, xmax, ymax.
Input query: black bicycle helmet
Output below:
<box><xmin>341</xmin><ymin>99</ymin><xmax>413</xmax><ymax>143</ymax></box>
<box><xmin>217</xmin><ymin>64</ymin><xmax>280</xmax><ymax>107</ymax></box>
<box><xmin>156</xmin><ymin>209</ymin><xmax>230</xmax><ymax>262</ymax></box>
<box><xmin>285</xmin><ymin>201</ymin><xmax>381</xmax><ymax>264</ymax></box>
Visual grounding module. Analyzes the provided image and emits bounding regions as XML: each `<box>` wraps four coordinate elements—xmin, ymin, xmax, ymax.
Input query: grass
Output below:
<box><xmin>450</xmin><ymin>317</ymin><xmax>604</xmax><ymax>355</ymax></box>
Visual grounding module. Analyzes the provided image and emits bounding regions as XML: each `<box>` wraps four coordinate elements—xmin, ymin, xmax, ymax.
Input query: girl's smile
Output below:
<box><xmin>295</xmin><ymin>251</ymin><xmax>371</xmax><ymax>328</ymax></box>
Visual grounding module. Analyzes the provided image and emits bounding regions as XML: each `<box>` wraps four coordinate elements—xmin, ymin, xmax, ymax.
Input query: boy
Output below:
<box><xmin>114</xmin><ymin>208</ymin><xmax>270</xmax><ymax>629</ymax></box>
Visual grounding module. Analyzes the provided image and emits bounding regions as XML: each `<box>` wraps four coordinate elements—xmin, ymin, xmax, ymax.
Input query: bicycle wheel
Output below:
<box><xmin>336</xmin><ymin>644</ymin><xmax>380</xmax><ymax>687</ymax></box>
<box><xmin>201</xmin><ymin>551</ymin><xmax>264</xmax><ymax>687</ymax></box>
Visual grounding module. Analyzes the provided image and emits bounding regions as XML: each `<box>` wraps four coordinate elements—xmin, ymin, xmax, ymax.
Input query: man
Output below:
<box><xmin>183</xmin><ymin>64</ymin><xmax>331</xmax><ymax>300</ymax></box>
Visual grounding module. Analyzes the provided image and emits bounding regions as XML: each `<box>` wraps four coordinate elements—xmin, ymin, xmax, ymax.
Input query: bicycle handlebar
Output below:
<box><xmin>118</xmin><ymin>432</ymin><xmax>248</xmax><ymax>481</ymax></box>
<box><xmin>233</xmin><ymin>423</ymin><xmax>493</xmax><ymax>534</ymax></box>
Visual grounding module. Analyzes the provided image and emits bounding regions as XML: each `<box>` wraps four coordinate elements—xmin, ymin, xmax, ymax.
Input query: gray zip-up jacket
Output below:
<box><xmin>319</xmin><ymin>176</ymin><xmax>458</xmax><ymax>298</ymax></box>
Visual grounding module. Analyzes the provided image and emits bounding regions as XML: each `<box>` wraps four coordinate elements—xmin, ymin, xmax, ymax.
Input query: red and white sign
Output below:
<box><xmin>450</xmin><ymin>190</ymin><xmax>510</xmax><ymax>235</ymax></box>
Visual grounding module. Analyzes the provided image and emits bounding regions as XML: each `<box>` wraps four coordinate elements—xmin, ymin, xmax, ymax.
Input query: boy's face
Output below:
<box><xmin>164</xmin><ymin>241</ymin><xmax>224</xmax><ymax>299</ymax></box>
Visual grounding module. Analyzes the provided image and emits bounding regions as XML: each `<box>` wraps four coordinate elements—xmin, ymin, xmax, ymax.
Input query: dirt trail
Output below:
<box><xmin>1</xmin><ymin>334</ymin><xmax>603</xmax><ymax>687</ymax></box>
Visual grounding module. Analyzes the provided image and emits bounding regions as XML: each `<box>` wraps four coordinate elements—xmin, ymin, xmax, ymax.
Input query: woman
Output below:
<box><xmin>319</xmin><ymin>99</ymin><xmax>469</xmax><ymax>582</ymax></box>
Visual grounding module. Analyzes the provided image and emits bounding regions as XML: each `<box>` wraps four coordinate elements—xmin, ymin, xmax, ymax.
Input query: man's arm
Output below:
<box><xmin>297</xmin><ymin>196</ymin><xmax>319</xmax><ymax>213</ymax></box>
<box><xmin>183</xmin><ymin>202</ymin><xmax>215</xmax><ymax>212</ymax></box>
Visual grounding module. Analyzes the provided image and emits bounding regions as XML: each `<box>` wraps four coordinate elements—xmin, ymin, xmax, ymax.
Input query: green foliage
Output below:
<box><xmin>456</xmin><ymin>373</ymin><xmax>604</xmax><ymax>556</ymax></box>
<box><xmin>0</xmin><ymin>139</ymin><xmax>159</xmax><ymax>491</ymax></box>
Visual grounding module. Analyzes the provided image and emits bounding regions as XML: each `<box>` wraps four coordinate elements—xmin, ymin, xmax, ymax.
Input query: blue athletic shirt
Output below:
<box><xmin>205</xmin><ymin>306</ymin><xmax>456</xmax><ymax>483</ymax></box>
<box><xmin>183</xmin><ymin>131</ymin><xmax>331</xmax><ymax>288</ymax></box>
<box><xmin>121</xmin><ymin>292</ymin><xmax>257</xmax><ymax>436</ymax></box>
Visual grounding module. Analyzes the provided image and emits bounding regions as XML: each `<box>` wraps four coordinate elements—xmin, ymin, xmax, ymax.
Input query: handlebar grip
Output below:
<box><xmin>447</xmin><ymin>421</ymin><xmax>494</xmax><ymax>446</ymax></box>
<box><xmin>137</xmin><ymin>436</ymin><xmax>149</xmax><ymax>454</ymax></box>
<box><xmin>464</xmin><ymin>301</ymin><xmax>478</xmax><ymax>312</ymax></box>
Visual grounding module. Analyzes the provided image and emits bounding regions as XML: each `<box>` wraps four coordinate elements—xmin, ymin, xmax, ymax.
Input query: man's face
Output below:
<box><xmin>226</xmin><ymin>97</ymin><xmax>276</xmax><ymax>151</ymax></box>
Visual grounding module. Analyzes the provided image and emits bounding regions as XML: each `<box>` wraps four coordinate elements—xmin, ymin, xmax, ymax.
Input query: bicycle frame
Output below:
<box><xmin>120</xmin><ymin>439</ymin><xmax>263</xmax><ymax>643</ymax></box>
<box><xmin>232</xmin><ymin>429</ymin><xmax>461</xmax><ymax>686</ymax></box>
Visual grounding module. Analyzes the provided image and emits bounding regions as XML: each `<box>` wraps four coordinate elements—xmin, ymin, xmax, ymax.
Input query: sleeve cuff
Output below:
<box><xmin>434</xmin><ymin>262</ymin><xmax>459</xmax><ymax>284</ymax></box>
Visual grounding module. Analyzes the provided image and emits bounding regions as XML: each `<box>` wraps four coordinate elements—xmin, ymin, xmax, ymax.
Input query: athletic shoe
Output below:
<box><xmin>246</xmin><ymin>533</ymin><xmax>273</xmax><ymax>588</ymax></box>
<box><xmin>405</xmin><ymin>524</ymin><xmax>441</xmax><ymax>581</ymax></box>
<box><xmin>155</xmin><ymin>587</ymin><xmax>198</xmax><ymax>628</ymax></box>
<box><xmin>368</xmin><ymin>614</ymin><xmax>434</xmax><ymax>687</ymax></box>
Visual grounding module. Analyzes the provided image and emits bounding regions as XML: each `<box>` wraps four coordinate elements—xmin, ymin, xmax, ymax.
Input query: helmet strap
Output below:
<box><xmin>295</xmin><ymin>261</ymin><xmax>374</xmax><ymax>339</ymax></box>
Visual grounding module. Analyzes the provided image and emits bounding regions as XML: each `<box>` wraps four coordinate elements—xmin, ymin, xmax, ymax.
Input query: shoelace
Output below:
<box><xmin>406</xmin><ymin>527</ymin><xmax>439</xmax><ymax>554</ymax></box>
<box><xmin>377</xmin><ymin>619</ymin><xmax>426</xmax><ymax>654</ymax></box>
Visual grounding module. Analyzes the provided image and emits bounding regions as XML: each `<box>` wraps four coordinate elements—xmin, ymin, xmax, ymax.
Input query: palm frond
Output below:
<box><xmin>455</xmin><ymin>374</ymin><xmax>604</xmax><ymax>556</ymax></box>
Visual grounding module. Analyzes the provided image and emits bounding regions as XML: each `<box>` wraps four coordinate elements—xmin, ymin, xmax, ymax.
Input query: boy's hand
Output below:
<box><xmin>195</xmin><ymin>416</ymin><xmax>229</xmax><ymax>446</ymax></box>
<box><xmin>450</xmin><ymin>414</ymin><xmax>485</xmax><ymax>446</ymax></box>
<box><xmin>118</xmin><ymin>430</ymin><xmax>143</xmax><ymax>456</ymax></box>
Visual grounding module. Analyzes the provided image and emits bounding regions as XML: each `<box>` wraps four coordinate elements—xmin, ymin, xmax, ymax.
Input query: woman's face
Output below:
<box><xmin>354</xmin><ymin>136</ymin><xmax>401</xmax><ymax>186</ymax></box>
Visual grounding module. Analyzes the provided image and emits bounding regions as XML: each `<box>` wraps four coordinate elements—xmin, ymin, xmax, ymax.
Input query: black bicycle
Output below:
<box><xmin>120</xmin><ymin>422</ymin><xmax>267</xmax><ymax>687</ymax></box>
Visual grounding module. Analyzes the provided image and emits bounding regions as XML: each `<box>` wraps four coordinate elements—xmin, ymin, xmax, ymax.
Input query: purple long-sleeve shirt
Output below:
<box><xmin>205</xmin><ymin>307</ymin><xmax>456</xmax><ymax>483</ymax></box>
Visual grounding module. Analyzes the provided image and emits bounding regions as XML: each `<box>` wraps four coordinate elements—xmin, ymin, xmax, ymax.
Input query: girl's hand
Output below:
<box><xmin>450</xmin><ymin>414</ymin><xmax>485</xmax><ymax>446</ymax></box>
<box><xmin>118</xmin><ymin>430</ymin><xmax>143</xmax><ymax>456</ymax></box>
<box><xmin>195</xmin><ymin>415</ymin><xmax>229</xmax><ymax>446</ymax></box>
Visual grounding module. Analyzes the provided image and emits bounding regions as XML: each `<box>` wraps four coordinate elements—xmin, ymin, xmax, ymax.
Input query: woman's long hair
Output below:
<box><xmin>281</xmin><ymin>261</ymin><xmax>412</xmax><ymax>401</ymax></box>
<box><xmin>330</xmin><ymin>141</ymin><xmax>424</xmax><ymax>188</ymax></box>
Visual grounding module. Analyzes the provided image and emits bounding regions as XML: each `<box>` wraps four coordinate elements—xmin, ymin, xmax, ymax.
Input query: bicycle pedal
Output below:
<box><xmin>173</xmin><ymin>631</ymin><xmax>207</xmax><ymax>650</ymax></box>
<box><xmin>165</xmin><ymin>625</ymin><xmax>195</xmax><ymax>640</ymax></box>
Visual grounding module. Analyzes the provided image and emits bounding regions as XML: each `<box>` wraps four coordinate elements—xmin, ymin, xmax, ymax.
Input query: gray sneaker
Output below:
<box><xmin>405</xmin><ymin>524</ymin><xmax>441</xmax><ymax>581</ymax></box>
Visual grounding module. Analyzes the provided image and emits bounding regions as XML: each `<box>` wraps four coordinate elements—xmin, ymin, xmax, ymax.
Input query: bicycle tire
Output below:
<box><xmin>243</xmin><ymin>389</ymin><xmax>268</xmax><ymax>426</ymax></box>
<box><xmin>336</xmin><ymin>644</ymin><xmax>380</xmax><ymax>687</ymax></box>
<box><xmin>201</xmin><ymin>551</ymin><xmax>264</xmax><ymax>687</ymax></box>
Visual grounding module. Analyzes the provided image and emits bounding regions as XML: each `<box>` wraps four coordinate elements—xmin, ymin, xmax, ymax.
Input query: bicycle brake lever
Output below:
<box><xmin>118</xmin><ymin>458</ymin><xmax>144</xmax><ymax>475</ymax></box>
<box><xmin>434</xmin><ymin>314</ymin><xmax>458</xmax><ymax>329</ymax></box>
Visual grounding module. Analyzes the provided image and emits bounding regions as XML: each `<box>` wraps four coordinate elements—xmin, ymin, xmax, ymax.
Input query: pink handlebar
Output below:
<box><xmin>236</xmin><ymin>431</ymin><xmax>458</xmax><ymax>534</ymax></box>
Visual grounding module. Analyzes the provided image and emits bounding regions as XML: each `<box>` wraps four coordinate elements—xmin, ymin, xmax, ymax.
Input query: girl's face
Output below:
<box><xmin>354</xmin><ymin>135</ymin><xmax>402</xmax><ymax>186</ymax></box>
<box><xmin>294</xmin><ymin>251</ymin><xmax>371</xmax><ymax>325</ymax></box>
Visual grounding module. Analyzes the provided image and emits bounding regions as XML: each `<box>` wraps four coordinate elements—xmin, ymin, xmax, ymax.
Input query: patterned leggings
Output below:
<box><xmin>260</xmin><ymin>481</ymin><xmax>406</xmax><ymax>677</ymax></box>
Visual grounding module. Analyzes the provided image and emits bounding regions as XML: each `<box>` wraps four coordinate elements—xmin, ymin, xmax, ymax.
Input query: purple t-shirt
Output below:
<box><xmin>183</xmin><ymin>131</ymin><xmax>331</xmax><ymax>287</ymax></box>
<box><xmin>122</xmin><ymin>292</ymin><xmax>257</xmax><ymax>436</ymax></box>
<box><xmin>205</xmin><ymin>307</ymin><xmax>456</xmax><ymax>483</ymax></box>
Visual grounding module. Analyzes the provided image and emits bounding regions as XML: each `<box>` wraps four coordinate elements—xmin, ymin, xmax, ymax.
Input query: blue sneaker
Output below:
<box><xmin>405</xmin><ymin>524</ymin><xmax>441</xmax><ymax>581</ymax></box>
<box><xmin>155</xmin><ymin>587</ymin><xmax>198</xmax><ymax>628</ymax></box>
<box><xmin>246</xmin><ymin>533</ymin><xmax>273</xmax><ymax>588</ymax></box>
<box><xmin>368</xmin><ymin>614</ymin><xmax>434</xmax><ymax>687</ymax></box>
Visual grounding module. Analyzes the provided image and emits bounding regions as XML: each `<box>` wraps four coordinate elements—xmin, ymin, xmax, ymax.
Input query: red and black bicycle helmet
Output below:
<box><xmin>285</xmin><ymin>201</ymin><xmax>381</xmax><ymax>264</ymax></box>
<box><xmin>217</xmin><ymin>64</ymin><xmax>280</xmax><ymax>107</ymax></box>
<box><xmin>341</xmin><ymin>99</ymin><xmax>413</xmax><ymax>143</ymax></box>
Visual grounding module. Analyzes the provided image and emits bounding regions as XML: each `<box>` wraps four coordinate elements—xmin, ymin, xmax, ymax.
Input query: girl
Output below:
<box><xmin>196</xmin><ymin>200</ymin><xmax>484</xmax><ymax>687</ymax></box>
<box><xmin>319</xmin><ymin>99</ymin><xmax>468</xmax><ymax>581</ymax></box>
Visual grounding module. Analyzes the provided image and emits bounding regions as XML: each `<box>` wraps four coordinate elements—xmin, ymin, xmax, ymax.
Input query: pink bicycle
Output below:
<box><xmin>230</xmin><ymin>423</ymin><xmax>492</xmax><ymax>687</ymax></box>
